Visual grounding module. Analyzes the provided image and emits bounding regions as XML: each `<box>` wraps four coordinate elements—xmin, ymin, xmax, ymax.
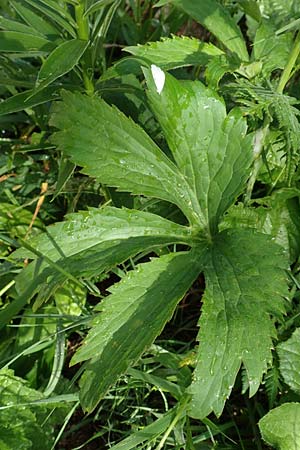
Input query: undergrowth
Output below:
<box><xmin>1</xmin><ymin>1</ymin><xmax>300</xmax><ymax>449</ymax></box>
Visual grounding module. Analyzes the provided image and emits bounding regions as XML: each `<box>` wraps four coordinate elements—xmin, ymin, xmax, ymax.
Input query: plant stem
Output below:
<box><xmin>156</xmin><ymin>396</ymin><xmax>189</xmax><ymax>450</ymax></box>
<box><xmin>75</xmin><ymin>0</ymin><xmax>94</xmax><ymax>95</ymax></box>
<box><xmin>244</xmin><ymin>124</ymin><xmax>269</xmax><ymax>204</ymax></box>
<box><xmin>277</xmin><ymin>30</ymin><xmax>300</xmax><ymax>94</ymax></box>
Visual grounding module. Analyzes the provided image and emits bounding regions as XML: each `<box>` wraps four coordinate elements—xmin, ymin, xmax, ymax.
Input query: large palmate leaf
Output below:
<box><xmin>189</xmin><ymin>228</ymin><xmax>288</xmax><ymax>419</ymax></box>
<box><xmin>50</xmin><ymin>91</ymin><xmax>202</xmax><ymax>225</ymax></box>
<box><xmin>72</xmin><ymin>250</ymin><xmax>204</xmax><ymax>412</ymax></box>
<box><xmin>144</xmin><ymin>67</ymin><xmax>253</xmax><ymax>235</ymax></box>
<box><xmin>163</xmin><ymin>0</ymin><xmax>249</xmax><ymax>61</ymax></box>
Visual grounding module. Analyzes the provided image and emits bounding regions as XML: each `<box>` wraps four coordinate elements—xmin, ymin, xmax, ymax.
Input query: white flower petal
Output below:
<box><xmin>151</xmin><ymin>64</ymin><xmax>165</xmax><ymax>95</ymax></box>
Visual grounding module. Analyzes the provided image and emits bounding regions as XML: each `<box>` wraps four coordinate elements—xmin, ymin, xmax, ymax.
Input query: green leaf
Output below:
<box><xmin>259</xmin><ymin>403</ymin><xmax>300</xmax><ymax>450</ymax></box>
<box><xmin>253</xmin><ymin>21</ymin><xmax>293</xmax><ymax>77</ymax></box>
<box><xmin>144</xmin><ymin>68</ymin><xmax>253</xmax><ymax>234</ymax></box>
<box><xmin>11</xmin><ymin>207</ymin><xmax>195</xmax><ymax>311</ymax></box>
<box><xmin>0</xmin><ymin>30</ymin><xmax>54</xmax><ymax>52</ymax></box>
<box><xmin>72</xmin><ymin>250</ymin><xmax>204</xmax><ymax>412</ymax></box>
<box><xmin>222</xmin><ymin>189</ymin><xmax>300</xmax><ymax>263</ymax></box>
<box><xmin>167</xmin><ymin>0</ymin><xmax>249</xmax><ymax>61</ymax></box>
<box><xmin>50</xmin><ymin>91</ymin><xmax>202</xmax><ymax>225</ymax></box>
<box><xmin>34</xmin><ymin>39</ymin><xmax>88</xmax><ymax>92</ymax></box>
<box><xmin>0</xmin><ymin>86</ymin><xmax>59</xmax><ymax>116</ymax></box>
<box><xmin>15</xmin><ymin>207</ymin><xmax>194</xmax><ymax>262</ymax></box>
<box><xmin>278</xmin><ymin>328</ymin><xmax>300</xmax><ymax>395</ymax></box>
<box><xmin>0</xmin><ymin>368</ymin><xmax>68</xmax><ymax>450</ymax></box>
<box><xmin>237</xmin><ymin>0</ymin><xmax>261</xmax><ymax>22</ymax></box>
<box><xmin>189</xmin><ymin>228</ymin><xmax>288</xmax><ymax>419</ymax></box>
<box><xmin>0</xmin><ymin>15</ymin><xmax>43</xmax><ymax>35</ymax></box>
<box><xmin>10</xmin><ymin>0</ymin><xmax>60</xmax><ymax>37</ymax></box>
<box><xmin>20</xmin><ymin>0</ymin><xmax>77</xmax><ymax>38</ymax></box>
<box><xmin>84</xmin><ymin>0</ymin><xmax>115</xmax><ymax>16</ymax></box>
<box><xmin>108</xmin><ymin>406</ymin><xmax>179</xmax><ymax>450</ymax></box>
<box><xmin>125</xmin><ymin>36</ymin><xmax>224</xmax><ymax>70</ymax></box>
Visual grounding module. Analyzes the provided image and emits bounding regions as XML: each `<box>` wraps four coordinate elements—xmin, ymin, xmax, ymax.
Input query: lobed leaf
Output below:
<box><xmin>189</xmin><ymin>228</ymin><xmax>288</xmax><ymax>419</ymax></box>
<box><xmin>50</xmin><ymin>91</ymin><xmax>201</xmax><ymax>225</ymax></box>
<box><xmin>144</xmin><ymin>68</ymin><xmax>253</xmax><ymax>235</ymax></box>
<box><xmin>72</xmin><ymin>250</ymin><xmax>205</xmax><ymax>412</ymax></box>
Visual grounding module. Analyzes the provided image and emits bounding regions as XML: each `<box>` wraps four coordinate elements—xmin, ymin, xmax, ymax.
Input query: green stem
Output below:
<box><xmin>156</xmin><ymin>396</ymin><xmax>189</xmax><ymax>450</ymax></box>
<box><xmin>244</xmin><ymin>123</ymin><xmax>269</xmax><ymax>204</ymax></box>
<box><xmin>277</xmin><ymin>30</ymin><xmax>300</xmax><ymax>94</ymax></box>
<box><xmin>75</xmin><ymin>1</ymin><xmax>94</xmax><ymax>95</ymax></box>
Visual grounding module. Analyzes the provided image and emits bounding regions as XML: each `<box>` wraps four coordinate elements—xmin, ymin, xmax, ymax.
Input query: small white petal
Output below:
<box><xmin>151</xmin><ymin>64</ymin><xmax>165</xmax><ymax>95</ymax></box>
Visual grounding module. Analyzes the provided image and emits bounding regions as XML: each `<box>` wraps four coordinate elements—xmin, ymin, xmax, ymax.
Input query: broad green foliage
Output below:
<box><xmin>0</xmin><ymin>369</ymin><xmax>67</xmax><ymax>450</ymax></box>
<box><xmin>143</xmin><ymin>67</ymin><xmax>253</xmax><ymax>235</ymax></box>
<box><xmin>189</xmin><ymin>229</ymin><xmax>288</xmax><ymax>419</ymax></box>
<box><xmin>13</xmin><ymin>67</ymin><xmax>289</xmax><ymax>416</ymax></box>
<box><xmin>1</xmin><ymin>0</ymin><xmax>300</xmax><ymax>446</ymax></box>
<box><xmin>259</xmin><ymin>403</ymin><xmax>300</xmax><ymax>450</ymax></box>
<box><xmin>11</xmin><ymin>206</ymin><xmax>194</xmax><ymax>314</ymax></box>
<box><xmin>278</xmin><ymin>328</ymin><xmax>300</xmax><ymax>394</ymax></box>
<box><xmin>72</xmin><ymin>251</ymin><xmax>203</xmax><ymax>411</ymax></box>
<box><xmin>50</xmin><ymin>91</ymin><xmax>201</xmax><ymax>225</ymax></box>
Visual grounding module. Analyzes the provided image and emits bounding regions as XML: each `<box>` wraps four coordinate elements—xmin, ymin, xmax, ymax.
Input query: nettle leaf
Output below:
<box><xmin>72</xmin><ymin>250</ymin><xmax>204</xmax><ymax>412</ymax></box>
<box><xmin>50</xmin><ymin>91</ymin><xmax>201</xmax><ymax>225</ymax></box>
<box><xmin>189</xmin><ymin>228</ymin><xmax>288</xmax><ymax>419</ymax></box>
<box><xmin>278</xmin><ymin>328</ymin><xmax>300</xmax><ymax>395</ymax></box>
<box><xmin>144</xmin><ymin>67</ymin><xmax>253</xmax><ymax>234</ymax></box>
<box><xmin>167</xmin><ymin>0</ymin><xmax>249</xmax><ymax>61</ymax></box>
<box><xmin>259</xmin><ymin>403</ymin><xmax>300</xmax><ymax>450</ymax></box>
<box><xmin>125</xmin><ymin>36</ymin><xmax>224</xmax><ymax>70</ymax></box>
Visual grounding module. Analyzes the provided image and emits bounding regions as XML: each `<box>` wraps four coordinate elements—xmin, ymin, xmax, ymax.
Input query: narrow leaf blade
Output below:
<box><xmin>0</xmin><ymin>31</ymin><xmax>54</xmax><ymax>52</ymax></box>
<box><xmin>35</xmin><ymin>39</ymin><xmax>88</xmax><ymax>92</ymax></box>
<box><xmin>73</xmin><ymin>250</ymin><xmax>204</xmax><ymax>412</ymax></box>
